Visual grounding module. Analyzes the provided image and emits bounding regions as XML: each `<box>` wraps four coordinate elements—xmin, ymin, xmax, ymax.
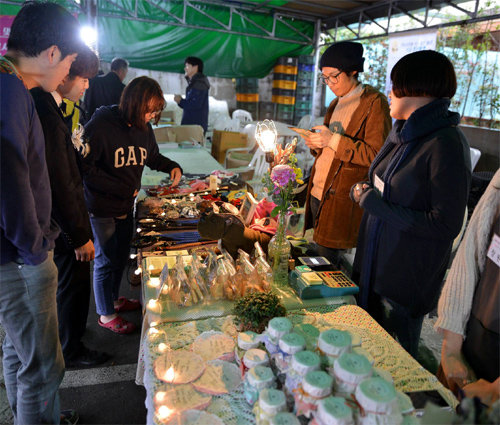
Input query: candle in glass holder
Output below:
<box><xmin>164</xmin><ymin>366</ymin><xmax>175</xmax><ymax>383</ymax></box>
<box><xmin>156</xmin><ymin>404</ymin><xmax>174</xmax><ymax>423</ymax></box>
<box><xmin>147</xmin><ymin>299</ymin><xmax>162</xmax><ymax>318</ymax></box>
<box><xmin>158</xmin><ymin>342</ymin><xmax>169</xmax><ymax>354</ymax></box>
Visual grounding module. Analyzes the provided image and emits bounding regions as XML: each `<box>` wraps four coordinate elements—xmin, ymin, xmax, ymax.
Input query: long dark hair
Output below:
<box><xmin>119</xmin><ymin>76</ymin><xmax>165</xmax><ymax>130</ymax></box>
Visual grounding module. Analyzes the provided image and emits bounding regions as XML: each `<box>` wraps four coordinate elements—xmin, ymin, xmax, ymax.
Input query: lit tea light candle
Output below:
<box><xmin>130</xmin><ymin>253</ymin><xmax>137</xmax><ymax>259</ymax></box>
<box><xmin>161</xmin><ymin>211</ymin><xmax>166</xmax><ymax>216</ymax></box>
<box><xmin>164</xmin><ymin>366</ymin><xmax>175</xmax><ymax>383</ymax></box>
<box><xmin>155</xmin><ymin>391</ymin><xmax>166</xmax><ymax>403</ymax></box>
<box><xmin>149</xmin><ymin>277</ymin><xmax>160</xmax><ymax>288</ymax></box>
<box><xmin>157</xmin><ymin>405</ymin><xmax>174</xmax><ymax>422</ymax></box>
<box><xmin>136</xmin><ymin>227</ymin><xmax>142</xmax><ymax>233</ymax></box>
<box><xmin>148</xmin><ymin>264</ymin><xmax>155</xmax><ymax>271</ymax></box>
<box><xmin>134</xmin><ymin>267</ymin><xmax>142</xmax><ymax>275</ymax></box>
<box><xmin>147</xmin><ymin>299</ymin><xmax>162</xmax><ymax>316</ymax></box>
<box><xmin>158</xmin><ymin>343</ymin><xmax>169</xmax><ymax>353</ymax></box>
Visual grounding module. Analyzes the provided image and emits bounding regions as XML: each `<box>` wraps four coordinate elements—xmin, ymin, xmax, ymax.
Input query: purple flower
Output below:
<box><xmin>271</xmin><ymin>165</ymin><xmax>296</xmax><ymax>188</ymax></box>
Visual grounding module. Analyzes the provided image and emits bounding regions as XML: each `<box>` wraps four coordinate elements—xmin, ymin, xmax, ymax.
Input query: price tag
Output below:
<box><xmin>487</xmin><ymin>233</ymin><xmax>500</xmax><ymax>268</ymax></box>
<box><xmin>374</xmin><ymin>174</ymin><xmax>385</xmax><ymax>195</ymax></box>
<box><xmin>159</xmin><ymin>263</ymin><xmax>169</xmax><ymax>286</ymax></box>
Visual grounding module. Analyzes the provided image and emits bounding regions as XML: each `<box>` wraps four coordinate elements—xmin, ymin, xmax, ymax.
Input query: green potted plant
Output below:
<box><xmin>232</xmin><ymin>292</ymin><xmax>286</xmax><ymax>333</ymax></box>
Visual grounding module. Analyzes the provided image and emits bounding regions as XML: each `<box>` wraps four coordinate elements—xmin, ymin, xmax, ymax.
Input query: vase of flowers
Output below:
<box><xmin>263</xmin><ymin>142</ymin><xmax>303</xmax><ymax>286</ymax></box>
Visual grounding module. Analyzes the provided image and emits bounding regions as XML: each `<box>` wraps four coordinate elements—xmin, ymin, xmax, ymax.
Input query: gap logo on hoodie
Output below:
<box><xmin>114</xmin><ymin>146</ymin><xmax>147</xmax><ymax>168</ymax></box>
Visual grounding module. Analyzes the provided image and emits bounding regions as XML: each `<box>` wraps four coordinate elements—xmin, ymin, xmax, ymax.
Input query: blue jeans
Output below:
<box><xmin>90</xmin><ymin>214</ymin><xmax>134</xmax><ymax>316</ymax></box>
<box><xmin>0</xmin><ymin>251</ymin><xmax>64</xmax><ymax>425</ymax></box>
<box><xmin>377</xmin><ymin>297</ymin><xmax>424</xmax><ymax>358</ymax></box>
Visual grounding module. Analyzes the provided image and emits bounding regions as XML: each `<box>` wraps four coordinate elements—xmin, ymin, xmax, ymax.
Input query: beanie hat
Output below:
<box><xmin>320</xmin><ymin>41</ymin><xmax>365</xmax><ymax>72</ymax></box>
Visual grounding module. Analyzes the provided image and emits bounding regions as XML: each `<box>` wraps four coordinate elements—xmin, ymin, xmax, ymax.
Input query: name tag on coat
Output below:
<box><xmin>374</xmin><ymin>174</ymin><xmax>385</xmax><ymax>195</ymax></box>
<box><xmin>487</xmin><ymin>233</ymin><xmax>500</xmax><ymax>268</ymax></box>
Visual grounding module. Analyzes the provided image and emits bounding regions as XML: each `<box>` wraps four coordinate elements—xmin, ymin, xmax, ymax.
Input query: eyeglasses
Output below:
<box><xmin>146</xmin><ymin>110</ymin><xmax>163</xmax><ymax>118</ymax></box>
<box><xmin>319</xmin><ymin>71</ymin><xmax>343</xmax><ymax>85</ymax></box>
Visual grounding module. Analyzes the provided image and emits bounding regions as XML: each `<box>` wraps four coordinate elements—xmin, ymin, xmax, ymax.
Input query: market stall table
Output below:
<box><xmin>136</xmin><ymin>254</ymin><xmax>356</xmax><ymax>385</ymax></box>
<box><xmin>141</xmin><ymin>146</ymin><xmax>225</xmax><ymax>186</ymax></box>
<box><xmin>142</xmin><ymin>305</ymin><xmax>457</xmax><ymax>425</ymax></box>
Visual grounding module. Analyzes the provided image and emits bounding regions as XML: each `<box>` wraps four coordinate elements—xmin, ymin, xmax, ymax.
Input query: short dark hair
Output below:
<box><xmin>111</xmin><ymin>57</ymin><xmax>128</xmax><ymax>72</ymax></box>
<box><xmin>68</xmin><ymin>45</ymin><xmax>99</xmax><ymax>80</ymax></box>
<box><xmin>185</xmin><ymin>56</ymin><xmax>203</xmax><ymax>73</ymax></box>
<box><xmin>7</xmin><ymin>1</ymin><xmax>82</xmax><ymax>59</ymax></box>
<box><xmin>119</xmin><ymin>76</ymin><xmax>165</xmax><ymax>131</ymax></box>
<box><xmin>391</xmin><ymin>50</ymin><xmax>457</xmax><ymax>99</ymax></box>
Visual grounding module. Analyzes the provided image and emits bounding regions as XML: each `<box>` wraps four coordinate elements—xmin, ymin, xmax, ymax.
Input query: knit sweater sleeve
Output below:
<box><xmin>435</xmin><ymin>170</ymin><xmax>500</xmax><ymax>336</ymax></box>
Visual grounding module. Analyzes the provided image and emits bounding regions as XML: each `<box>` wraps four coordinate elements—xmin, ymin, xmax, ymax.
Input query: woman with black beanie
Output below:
<box><xmin>302</xmin><ymin>41</ymin><xmax>392</xmax><ymax>267</ymax></box>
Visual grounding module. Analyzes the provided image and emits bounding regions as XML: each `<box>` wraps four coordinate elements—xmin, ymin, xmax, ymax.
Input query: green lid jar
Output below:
<box><xmin>238</xmin><ymin>331</ymin><xmax>260</xmax><ymax>350</ymax></box>
<box><xmin>318</xmin><ymin>329</ymin><xmax>351</xmax><ymax>358</ymax></box>
<box><xmin>259</xmin><ymin>388</ymin><xmax>287</xmax><ymax>417</ymax></box>
<box><xmin>268</xmin><ymin>317</ymin><xmax>293</xmax><ymax>342</ymax></box>
<box><xmin>247</xmin><ymin>366</ymin><xmax>275</xmax><ymax>390</ymax></box>
<box><xmin>333</xmin><ymin>352</ymin><xmax>373</xmax><ymax>394</ymax></box>
<box><xmin>355</xmin><ymin>377</ymin><xmax>402</xmax><ymax>424</ymax></box>
<box><xmin>270</xmin><ymin>412</ymin><xmax>300</xmax><ymax>425</ymax></box>
<box><xmin>314</xmin><ymin>396</ymin><xmax>354</xmax><ymax>425</ymax></box>
<box><xmin>293</xmin><ymin>323</ymin><xmax>320</xmax><ymax>351</ymax></box>
<box><xmin>302</xmin><ymin>371</ymin><xmax>333</xmax><ymax>398</ymax></box>
<box><xmin>244</xmin><ymin>366</ymin><xmax>276</xmax><ymax>406</ymax></box>
<box><xmin>279</xmin><ymin>332</ymin><xmax>306</xmax><ymax>355</ymax></box>
<box><xmin>244</xmin><ymin>348</ymin><xmax>269</xmax><ymax>369</ymax></box>
<box><xmin>290</xmin><ymin>350</ymin><xmax>321</xmax><ymax>377</ymax></box>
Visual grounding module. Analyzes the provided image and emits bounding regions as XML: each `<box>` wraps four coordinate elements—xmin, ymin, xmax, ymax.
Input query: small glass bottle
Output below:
<box><xmin>244</xmin><ymin>365</ymin><xmax>276</xmax><ymax>406</ymax></box>
<box><xmin>267</xmin><ymin>212</ymin><xmax>291</xmax><ymax>286</ymax></box>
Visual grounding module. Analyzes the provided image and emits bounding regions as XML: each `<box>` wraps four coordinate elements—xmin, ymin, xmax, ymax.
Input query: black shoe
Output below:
<box><xmin>60</xmin><ymin>409</ymin><xmax>79</xmax><ymax>425</ymax></box>
<box><xmin>65</xmin><ymin>346</ymin><xmax>111</xmax><ymax>368</ymax></box>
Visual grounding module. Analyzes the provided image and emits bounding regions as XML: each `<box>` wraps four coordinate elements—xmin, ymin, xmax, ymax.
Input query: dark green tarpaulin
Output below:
<box><xmin>1</xmin><ymin>0</ymin><xmax>314</xmax><ymax>78</ymax></box>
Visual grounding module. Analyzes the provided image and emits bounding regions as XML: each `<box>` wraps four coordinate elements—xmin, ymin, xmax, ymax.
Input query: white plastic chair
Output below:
<box><xmin>470</xmin><ymin>147</ymin><xmax>481</xmax><ymax>171</ymax></box>
<box><xmin>223</xmin><ymin>123</ymin><xmax>257</xmax><ymax>168</ymax></box>
<box><xmin>232</xmin><ymin>109</ymin><xmax>253</xmax><ymax>129</ymax></box>
<box><xmin>225</xmin><ymin>147</ymin><xmax>267</xmax><ymax>180</ymax></box>
<box><xmin>213</xmin><ymin>115</ymin><xmax>236</xmax><ymax>132</ymax></box>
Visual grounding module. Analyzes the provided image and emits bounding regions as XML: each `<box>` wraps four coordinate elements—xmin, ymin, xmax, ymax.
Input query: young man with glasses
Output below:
<box><xmin>0</xmin><ymin>2</ymin><xmax>83</xmax><ymax>423</ymax></box>
<box><xmin>31</xmin><ymin>44</ymin><xmax>111</xmax><ymax>369</ymax></box>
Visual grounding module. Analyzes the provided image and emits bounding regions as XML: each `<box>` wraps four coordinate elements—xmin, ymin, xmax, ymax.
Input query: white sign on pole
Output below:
<box><xmin>385</xmin><ymin>29</ymin><xmax>437</xmax><ymax>97</ymax></box>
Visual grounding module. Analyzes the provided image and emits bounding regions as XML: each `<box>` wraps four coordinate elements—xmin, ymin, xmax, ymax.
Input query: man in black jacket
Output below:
<box><xmin>31</xmin><ymin>45</ymin><xmax>110</xmax><ymax>368</ymax></box>
<box><xmin>83</xmin><ymin>57</ymin><xmax>128</xmax><ymax>121</ymax></box>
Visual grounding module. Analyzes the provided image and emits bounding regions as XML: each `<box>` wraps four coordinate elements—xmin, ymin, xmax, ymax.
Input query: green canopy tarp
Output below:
<box><xmin>1</xmin><ymin>0</ymin><xmax>314</xmax><ymax>78</ymax></box>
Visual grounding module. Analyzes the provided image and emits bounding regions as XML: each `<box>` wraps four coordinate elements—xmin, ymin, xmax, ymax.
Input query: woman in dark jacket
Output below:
<box><xmin>82</xmin><ymin>76</ymin><xmax>182</xmax><ymax>333</ymax></box>
<box><xmin>302</xmin><ymin>41</ymin><xmax>391</xmax><ymax>265</ymax></box>
<box><xmin>351</xmin><ymin>50</ymin><xmax>471</xmax><ymax>357</ymax></box>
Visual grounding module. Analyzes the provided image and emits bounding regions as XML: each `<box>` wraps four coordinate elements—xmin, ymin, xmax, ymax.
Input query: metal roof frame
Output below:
<box><xmin>91</xmin><ymin>0</ymin><xmax>316</xmax><ymax>45</ymax></box>
<box><xmin>325</xmin><ymin>0</ymin><xmax>500</xmax><ymax>41</ymax></box>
